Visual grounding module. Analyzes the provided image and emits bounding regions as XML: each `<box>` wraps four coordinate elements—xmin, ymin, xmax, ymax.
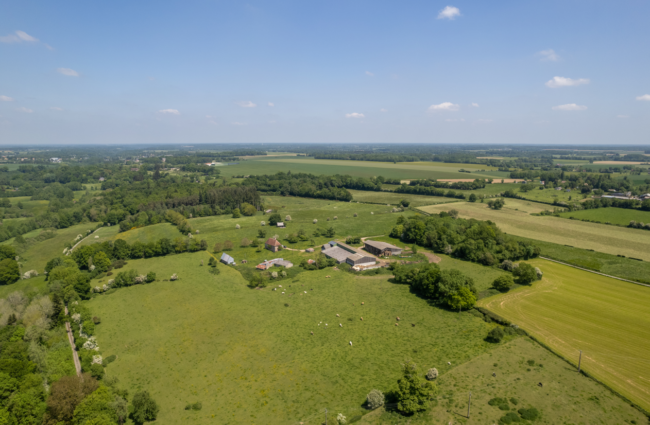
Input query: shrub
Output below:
<box><xmin>509</xmin><ymin>398</ymin><xmax>518</xmax><ymax>405</ymax></box>
<box><xmin>487</xmin><ymin>327</ymin><xmax>505</xmax><ymax>343</ymax></box>
<box><xmin>395</xmin><ymin>361</ymin><xmax>437</xmax><ymax>415</ymax></box>
<box><xmin>92</xmin><ymin>316</ymin><xmax>101</xmax><ymax>325</ymax></box>
<box><xmin>500</xmin><ymin>260</ymin><xmax>515</xmax><ymax>271</ymax></box>
<box><xmin>488</xmin><ymin>397</ymin><xmax>509</xmax><ymax>411</ymax></box>
<box><xmin>518</xmin><ymin>407</ymin><xmax>540</xmax><ymax>421</ymax></box>
<box><xmin>192</xmin><ymin>402</ymin><xmax>202</xmax><ymax>411</ymax></box>
<box><xmin>271</xmin><ymin>272</ymin><xmax>278</xmax><ymax>279</ymax></box>
<box><xmin>241</xmin><ymin>203</ymin><xmax>257</xmax><ymax>216</ymax></box>
<box><xmin>400</xmin><ymin>199</ymin><xmax>410</xmax><ymax>207</ymax></box>
<box><xmin>132</xmin><ymin>390</ymin><xmax>159</xmax><ymax>424</ymax></box>
<box><xmin>499</xmin><ymin>411</ymin><xmax>521</xmax><ymax>424</ymax></box>
<box><xmin>223</xmin><ymin>240</ymin><xmax>233</xmax><ymax>250</ymax></box>
<box><xmin>103</xmin><ymin>355</ymin><xmax>117</xmax><ymax>365</ymax></box>
<box><xmin>241</xmin><ymin>238</ymin><xmax>251</xmax><ymax>247</ymax></box>
<box><xmin>366</xmin><ymin>389</ymin><xmax>384</xmax><ymax>410</ymax></box>
<box><xmin>426</xmin><ymin>368</ymin><xmax>438</xmax><ymax>380</ymax></box>
<box><xmin>232</xmin><ymin>208</ymin><xmax>241</xmax><ymax>218</ymax></box>
<box><xmin>269</xmin><ymin>213</ymin><xmax>282</xmax><ymax>226</ymax></box>
<box><xmin>353</xmin><ymin>213</ymin><xmax>358</xmax><ymax>217</ymax></box>
<box><xmin>146</xmin><ymin>271</ymin><xmax>156</xmax><ymax>283</ymax></box>
<box><xmin>493</xmin><ymin>275</ymin><xmax>514</xmax><ymax>292</ymax></box>
<box><xmin>170</xmin><ymin>273</ymin><xmax>178</xmax><ymax>281</ymax></box>
<box><xmin>213</xmin><ymin>242</ymin><xmax>223</xmax><ymax>252</ymax></box>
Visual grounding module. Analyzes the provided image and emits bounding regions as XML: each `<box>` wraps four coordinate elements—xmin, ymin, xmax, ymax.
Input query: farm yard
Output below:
<box><xmin>479</xmin><ymin>259</ymin><xmax>650</xmax><ymax>412</ymax></box>
<box><xmin>419</xmin><ymin>201</ymin><xmax>650</xmax><ymax>261</ymax></box>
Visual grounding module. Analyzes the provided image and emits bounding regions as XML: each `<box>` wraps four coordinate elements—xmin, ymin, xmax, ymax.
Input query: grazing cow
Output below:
<box><xmin>396</xmin><ymin>317</ymin><xmax>400</xmax><ymax>321</ymax></box>
<box><xmin>311</xmin><ymin>331</ymin><xmax>314</xmax><ymax>335</ymax></box>
<box><xmin>349</xmin><ymin>341</ymin><xmax>352</xmax><ymax>346</ymax></box>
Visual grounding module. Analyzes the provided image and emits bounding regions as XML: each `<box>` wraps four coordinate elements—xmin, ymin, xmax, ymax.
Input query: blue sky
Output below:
<box><xmin>1</xmin><ymin>0</ymin><xmax>649</xmax><ymax>145</ymax></box>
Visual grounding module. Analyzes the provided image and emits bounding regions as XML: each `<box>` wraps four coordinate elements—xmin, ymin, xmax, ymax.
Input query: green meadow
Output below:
<box><xmin>347</xmin><ymin>190</ymin><xmax>458</xmax><ymax>207</ymax></box>
<box><xmin>479</xmin><ymin>258</ymin><xmax>650</xmax><ymax>412</ymax></box>
<box><xmin>558</xmin><ymin>207</ymin><xmax>650</xmax><ymax>226</ymax></box>
<box><xmin>218</xmin><ymin>157</ymin><xmax>508</xmax><ymax>181</ymax></box>
<box><xmin>88</xmin><ymin>252</ymin><xmax>497</xmax><ymax>424</ymax></box>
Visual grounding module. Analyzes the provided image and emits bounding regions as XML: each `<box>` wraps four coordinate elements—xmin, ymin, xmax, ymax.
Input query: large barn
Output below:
<box><xmin>363</xmin><ymin>240</ymin><xmax>402</xmax><ymax>257</ymax></box>
<box><xmin>346</xmin><ymin>253</ymin><xmax>376</xmax><ymax>267</ymax></box>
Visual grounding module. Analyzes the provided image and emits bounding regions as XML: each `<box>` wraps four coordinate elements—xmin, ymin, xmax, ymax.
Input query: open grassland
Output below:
<box><xmin>397</xmin><ymin>162</ymin><xmax>500</xmax><ymax>170</ymax></box>
<box><xmin>0</xmin><ymin>275</ymin><xmax>47</xmax><ymax>298</ymax></box>
<box><xmin>508</xmin><ymin>235</ymin><xmax>650</xmax><ymax>284</ymax></box>
<box><xmin>347</xmin><ymin>190</ymin><xmax>458</xmax><ymax>207</ymax></box>
<box><xmin>219</xmin><ymin>158</ymin><xmax>508</xmax><ymax>180</ymax></box>
<box><xmin>88</xmin><ymin>253</ymin><xmax>497</xmax><ymax>424</ymax></box>
<box><xmin>558</xmin><ymin>207</ymin><xmax>650</xmax><ymax>226</ymax></box>
<box><xmin>361</xmin><ymin>338</ymin><xmax>646</xmax><ymax>425</ymax></box>
<box><xmin>419</xmin><ymin>201</ymin><xmax>650</xmax><ymax>261</ymax></box>
<box><xmin>479</xmin><ymin>259</ymin><xmax>650</xmax><ymax>412</ymax></box>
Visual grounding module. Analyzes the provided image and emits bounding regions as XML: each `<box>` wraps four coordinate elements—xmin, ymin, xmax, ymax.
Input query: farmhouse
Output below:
<box><xmin>265</xmin><ymin>238</ymin><xmax>282</xmax><ymax>252</ymax></box>
<box><xmin>363</xmin><ymin>240</ymin><xmax>402</xmax><ymax>257</ymax></box>
<box><xmin>220</xmin><ymin>253</ymin><xmax>235</xmax><ymax>265</ymax></box>
<box><xmin>346</xmin><ymin>253</ymin><xmax>376</xmax><ymax>267</ymax></box>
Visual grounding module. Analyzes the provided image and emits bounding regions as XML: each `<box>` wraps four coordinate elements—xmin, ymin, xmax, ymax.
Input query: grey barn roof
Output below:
<box><xmin>347</xmin><ymin>253</ymin><xmax>375</xmax><ymax>263</ymax></box>
<box><xmin>322</xmin><ymin>246</ymin><xmax>352</xmax><ymax>263</ymax></box>
<box><xmin>364</xmin><ymin>240</ymin><xmax>400</xmax><ymax>250</ymax></box>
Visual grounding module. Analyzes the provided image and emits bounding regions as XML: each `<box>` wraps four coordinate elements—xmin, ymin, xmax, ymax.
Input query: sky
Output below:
<box><xmin>1</xmin><ymin>0</ymin><xmax>649</xmax><ymax>145</ymax></box>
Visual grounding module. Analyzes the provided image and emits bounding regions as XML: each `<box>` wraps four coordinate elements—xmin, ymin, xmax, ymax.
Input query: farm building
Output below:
<box><xmin>305</xmin><ymin>248</ymin><xmax>314</xmax><ymax>253</ymax></box>
<box><xmin>257</xmin><ymin>258</ymin><xmax>284</xmax><ymax>270</ymax></box>
<box><xmin>220</xmin><ymin>253</ymin><xmax>235</xmax><ymax>265</ymax></box>
<box><xmin>363</xmin><ymin>240</ymin><xmax>402</xmax><ymax>257</ymax></box>
<box><xmin>276</xmin><ymin>222</ymin><xmax>285</xmax><ymax>228</ymax></box>
<box><xmin>321</xmin><ymin>241</ymin><xmax>336</xmax><ymax>250</ymax></box>
<box><xmin>336</xmin><ymin>242</ymin><xmax>357</xmax><ymax>254</ymax></box>
<box><xmin>265</xmin><ymin>238</ymin><xmax>282</xmax><ymax>252</ymax></box>
<box><xmin>346</xmin><ymin>253</ymin><xmax>376</xmax><ymax>267</ymax></box>
<box><xmin>322</xmin><ymin>246</ymin><xmax>353</xmax><ymax>263</ymax></box>
<box><xmin>274</xmin><ymin>260</ymin><xmax>293</xmax><ymax>268</ymax></box>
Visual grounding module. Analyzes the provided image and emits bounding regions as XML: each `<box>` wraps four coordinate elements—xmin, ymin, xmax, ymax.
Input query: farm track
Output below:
<box><xmin>64</xmin><ymin>306</ymin><xmax>82</xmax><ymax>377</ymax></box>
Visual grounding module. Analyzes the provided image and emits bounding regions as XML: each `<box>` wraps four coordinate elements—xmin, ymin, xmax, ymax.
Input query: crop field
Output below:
<box><xmin>419</xmin><ymin>201</ymin><xmax>650</xmax><ymax>261</ymax></box>
<box><xmin>508</xmin><ymin>235</ymin><xmax>650</xmax><ymax>284</ymax></box>
<box><xmin>218</xmin><ymin>158</ymin><xmax>508</xmax><ymax>180</ymax></box>
<box><xmin>479</xmin><ymin>259</ymin><xmax>650</xmax><ymax>412</ymax></box>
<box><xmin>361</xmin><ymin>338</ymin><xmax>646</xmax><ymax>425</ymax></box>
<box><xmin>347</xmin><ymin>190</ymin><xmax>459</xmax><ymax>207</ymax></box>
<box><xmin>87</xmin><ymin>252</ymin><xmax>498</xmax><ymax>424</ymax></box>
<box><xmin>558</xmin><ymin>207</ymin><xmax>650</xmax><ymax>226</ymax></box>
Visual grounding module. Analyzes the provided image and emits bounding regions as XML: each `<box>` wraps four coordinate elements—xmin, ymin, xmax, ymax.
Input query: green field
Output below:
<box><xmin>479</xmin><ymin>259</ymin><xmax>650</xmax><ymax>412</ymax></box>
<box><xmin>347</xmin><ymin>190</ymin><xmax>459</xmax><ymax>207</ymax></box>
<box><xmin>218</xmin><ymin>157</ymin><xmax>508</xmax><ymax>181</ymax></box>
<box><xmin>508</xmin><ymin>234</ymin><xmax>650</xmax><ymax>284</ymax></box>
<box><xmin>361</xmin><ymin>338</ymin><xmax>646</xmax><ymax>424</ymax></box>
<box><xmin>558</xmin><ymin>207</ymin><xmax>650</xmax><ymax>226</ymax></box>
<box><xmin>419</xmin><ymin>200</ymin><xmax>650</xmax><ymax>261</ymax></box>
<box><xmin>88</xmin><ymin>253</ymin><xmax>497</xmax><ymax>424</ymax></box>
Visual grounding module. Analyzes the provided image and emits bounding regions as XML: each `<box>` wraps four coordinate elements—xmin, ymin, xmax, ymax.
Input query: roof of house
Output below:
<box><xmin>322</xmin><ymin>246</ymin><xmax>352</xmax><ymax>262</ymax></box>
<box><xmin>364</xmin><ymin>240</ymin><xmax>401</xmax><ymax>251</ymax></box>
<box><xmin>265</xmin><ymin>238</ymin><xmax>282</xmax><ymax>247</ymax></box>
<box><xmin>336</xmin><ymin>242</ymin><xmax>357</xmax><ymax>253</ymax></box>
<box><xmin>274</xmin><ymin>260</ymin><xmax>293</xmax><ymax>267</ymax></box>
<box><xmin>220</xmin><ymin>253</ymin><xmax>235</xmax><ymax>263</ymax></box>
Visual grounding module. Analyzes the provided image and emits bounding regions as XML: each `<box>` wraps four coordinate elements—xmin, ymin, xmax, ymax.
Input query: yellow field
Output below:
<box><xmin>419</xmin><ymin>201</ymin><xmax>650</xmax><ymax>261</ymax></box>
<box><xmin>479</xmin><ymin>259</ymin><xmax>650</xmax><ymax>411</ymax></box>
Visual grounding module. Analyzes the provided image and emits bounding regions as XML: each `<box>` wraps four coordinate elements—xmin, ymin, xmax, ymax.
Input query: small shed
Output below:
<box><xmin>220</xmin><ymin>253</ymin><xmax>235</xmax><ymax>265</ymax></box>
<box><xmin>276</xmin><ymin>222</ymin><xmax>285</xmax><ymax>228</ymax></box>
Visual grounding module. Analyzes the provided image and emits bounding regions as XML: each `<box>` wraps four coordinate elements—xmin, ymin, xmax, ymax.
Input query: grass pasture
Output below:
<box><xmin>347</xmin><ymin>190</ymin><xmax>458</xmax><ymax>207</ymax></box>
<box><xmin>558</xmin><ymin>207</ymin><xmax>650</xmax><ymax>226</ymax></box>
<box><xmin>219</xmin><ymin>158</ymin><xmax>508</xmax><ymax>181</ymax></box>
<box><xmin>419</xmin><ymin>201</ymin><xmax>650</xmax><ymax>261</ymax></box>
<box><xmin>479</xmin><ymin>259</ymin><xmax>650</xmax><ymax>412</ymax></box>
<box><xmin>88</xmin><ymin>253</ymin><xmax>497</xmax><ymax>424</ymax></box>
<box><xmin>361</xmin><ymin>338</ymin><xmax>646</xmax><ymax>424</ymax></box>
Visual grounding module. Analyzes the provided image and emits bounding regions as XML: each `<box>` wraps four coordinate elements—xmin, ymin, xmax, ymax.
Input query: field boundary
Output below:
<box><xmin>539</xmin><ymin>256</ymin><xmax>650</xmax><ymax>288</ymax></box>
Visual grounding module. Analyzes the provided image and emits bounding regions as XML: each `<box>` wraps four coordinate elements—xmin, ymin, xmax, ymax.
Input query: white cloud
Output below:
<box><xmin>50</xmin><ymin>107</ymin><xmax>63</xmax><ymax>111</ymax></box>
<box><xmin>365</xmin><ymin>71</ymin><xmax>374</xmax><ymax>77</ymax></box>
<box><xmin>268</xmin><ymin>102</ymin><xmax>274</xmax><ymax>107</ymax></box>
<box><xmin>380</xmin><ymin>108</ymin><xmax>388</xmax><ymax>112</ymax></box>
<box><xmin>0</xmin><ymin>30</ymin><xmax>39</xmax><ymax>43</ymax></box>
<box><xmin>470</xmin><ymin>103</ymin><xmax>479</xmax><ymax>107</ymax></box>
<box><xmin>345</xmin><ymin>112</ymin><xmax>365</xmax><ymax>118</ymax></box>
<box><xmin>428</xmin><ymin>102</ymin><xmax>460</xmax><ymax>111</ymax></box>
<box><xmin>237</xmin><ymin>101</ymin><xmax>256</xmax><ymax>108</ymax></box>
<box><xmin>617</xmin><ymin>115</ymin><xmax>629</xmax><ymax>118</ymax></box>
<box><xmin>636</xmin><ymin>94</ymin><xmax>650</xmax><ymax>101</ymax></box>
<box><xmin>538</xmin><ymin>49</ymin><xmax>560</xmax><ymax>61</ymax></box>
<box><xmin>16</xmin><ymin>107</ymin><xmax>33</xmax><ymax>113</ymax></box>
<box><xmin>57</xmin><ymin>68</ymin><xmax>79</xmax><ymax>77</ymax></box>
<box><xmin>546</xmin><ymin>76</ymin><xmax>590</xmax><ymax>88</ymax></box>
<box><xmin>552</xmin><ymin>104</ymin><xmax>587</xmax><ymax>111</ymax></box>
<box><xmin>0</xmin><ymin>96</ymin><xmax>14</xmax><ymax>102</ymax></box>
<box><xmin>158</xmin><ymin>109</ymin><xmax>180</xmax><ymax>115</ymax></box>
<box><xmin>232</xmin><ymin>121</ymin><xmax>247</xmax><ymax>126</ymax></box>
<box><xmin>437</xmin><ymin>6</ymin><xmax>461</xmax><ymax>20</ymax></box>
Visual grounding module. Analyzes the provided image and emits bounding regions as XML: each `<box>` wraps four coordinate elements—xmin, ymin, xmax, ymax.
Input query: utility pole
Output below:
<box><xmin>324</xmin><ymin>408</ymin><xmax>328</xmax><ymax>425</ymax></box>
<box><xmin>578</xmin><ymin>350</ymin><xmax>582</xmax><ymax>373</ymax></box>
<box><xmin>467</xmin><ymin>391</ymin><xmax>472</xmax><ymax>418</ymax></box>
